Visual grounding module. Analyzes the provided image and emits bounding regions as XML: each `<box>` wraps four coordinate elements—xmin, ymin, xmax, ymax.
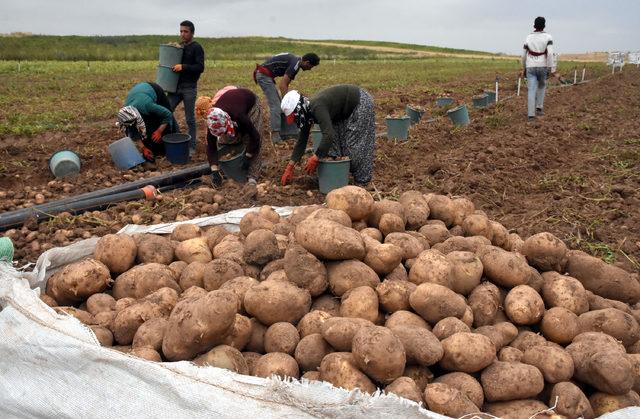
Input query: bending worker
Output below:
<box><xmin>254</xmin><ymin>52</ymin><xmax>320</xmax><ymax>142</ymax></box>
<box><xmin>117</xmin><ymin>81</ymin><xmax>178</xmax><ymax>162</ymax></box>
<box><xmin>280</xmin><ymin>84</ymin><xmax>375</xmax><ymax>187</ymax></box>
<box><xmin>199</xmin><ymin>87</ymin><xmax>263</xmax><ymax>187</ymax></box>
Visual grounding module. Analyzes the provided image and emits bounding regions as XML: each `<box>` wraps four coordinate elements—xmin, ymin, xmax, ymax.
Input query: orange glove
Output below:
<box><xmin>281</xmin><ymin>163</ymin><xmax>295</xmax><ymax>186</ymax></box>
<box><xmin>141</xmin><ymin>146</ymin><xmax>155</xmax><ymax>162</ymax></box>
<box><xmin>151</xmin><ymin>128</ymin><xmax>163</xmax><ymax>142</ymax></box>
<box><xmin>303</xmin><ymin>155</ymin><xmax>319</xmax><ymax>174</ymax></box>
<box><xmin>172</xmin><ymin>64</ymin><xmax>183</xmax><ymax>72</ymax></box>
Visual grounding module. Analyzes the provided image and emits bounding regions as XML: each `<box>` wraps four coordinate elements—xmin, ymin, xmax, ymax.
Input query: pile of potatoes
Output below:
<box><xmin>40</xmin><ymin>185</ymin><xmax>640</xmax><ymax>419</ymax></box>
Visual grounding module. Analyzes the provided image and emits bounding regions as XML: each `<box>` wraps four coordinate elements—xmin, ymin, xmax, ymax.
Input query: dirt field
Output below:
<box><xmin>1</xmin><ymin>67</ymin><xmax>638</xmax><ymax>271</ymax></box>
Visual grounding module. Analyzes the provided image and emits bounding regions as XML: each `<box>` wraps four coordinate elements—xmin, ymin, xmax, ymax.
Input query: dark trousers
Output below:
<box><xmin>168</xmin><ymin>85</ymin><xmax>198</xmax><ymax>150</ymax></box>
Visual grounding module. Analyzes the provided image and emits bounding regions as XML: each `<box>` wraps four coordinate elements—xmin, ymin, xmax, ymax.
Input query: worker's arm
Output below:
<box><xmin>310</xmin><ymin>106</ymin><xmax>335</xmax><ymax>159</ymax></box>
<box><xmin>546</xmin><ymin>38</ymin><xmax>556</xmax><ymax>74</ymax></box>
<box><xmin>289</xmin><ymin>124</ymin><xmax>312</xmax><ymax>164</ymax></box>
<box><xmin>148</xmin><ymin>103</ymin><xmax>174</xmax><ymax>126</ymax></box>
<box><xmin>278</xmin><ymin>75</ymin><xmax>292</xmax><ymax>97</ymax></box>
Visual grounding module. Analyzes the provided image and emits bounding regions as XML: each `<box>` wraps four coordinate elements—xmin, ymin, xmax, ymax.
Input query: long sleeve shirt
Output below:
<box><xmin>124</xmin><ymin>82</ymin><xmax>173</xmax><ymax>125</ymax></box>
<box><xmin>178</xmin><ymin>41</ymin><xmax>205</xmax><ymax>87</ymax></box>
<box><xmin>291</xmin><ymin>84</ymin><xmax>361</xmax><ymax>162</ymax></box>
<box><xmin>521</xmin><ymin>31</ymin><xmax>555</xmax><ymax>71</ymax></box>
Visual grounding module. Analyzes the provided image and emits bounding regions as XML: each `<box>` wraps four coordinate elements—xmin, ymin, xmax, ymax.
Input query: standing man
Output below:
<box><xmin>522</xmin><ymin>16</ymin><xmax>555</xmax><ymax>121</ymax></box>
<box><xmin>254</xmin><ymin>52</ymin><xmax>320</xmax><ymax>142</ymax></box>
<box><xmin>168</xmin><ymin>20</ymin><xmax>205</xmax><ymax>154</ymax></box>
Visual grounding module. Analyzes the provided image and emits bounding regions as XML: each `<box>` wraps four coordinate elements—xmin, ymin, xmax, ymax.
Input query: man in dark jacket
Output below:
<box><xmin>168</xmin><ymin>20</ymin><xmax>205</xmax><ymax>154</ymax></box>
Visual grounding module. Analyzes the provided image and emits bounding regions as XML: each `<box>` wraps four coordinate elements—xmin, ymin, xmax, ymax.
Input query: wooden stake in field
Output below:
<box><xmin>517</xmin><ymin>77</ymin><xmax>521</xmax><ymax>96</ymax></box>
<box><xmin>495</xmin><ymin>76</ymin><xmax>499</xmax><ymax>103</ymax></box>
<box><xmin>581</xmin><ymin>66</ymin><xmax>586</xmax><ymax>83</ymax></box>
<box><xmin>573</xmin><ymin>66</ymin><xmax>578</xmax><ymax>85</ymax></box>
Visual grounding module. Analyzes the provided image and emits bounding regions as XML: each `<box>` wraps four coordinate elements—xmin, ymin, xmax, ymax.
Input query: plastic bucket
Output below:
<box><xmin>162</xmin><ymin>133</ymin><xmax>191</xmax><ymax>165</ymax></box>
<box><xmin>447</xmin><ymin>105</ymin><xmax>470</xmax><ymax>127</ymax></box>
<box><xmin>385</xmin><ymin>116</ymin><xmax>411</xmax><ymax>140</ymax></box>
<box><xmin>318</xmin><ymin>159</ymin><xmax>351</xmax><ymax>194</ymax></box>
<box><xmin>485</xmin><ymin>90</ymin><xmax>496</xmax><ymax>104</ymax></box>
<box><xmin>108</xmin><ymin>137</ymin><xmax>146</xmax><ymax>170</ymax></box>
<box><xmin>436</xmin><ymin>97</ymin><xmax>454</xmax><ymax>107</ymax></box>
<box><xmin>0</xmin><ymin>237</ymin><xmax>14</xmax><ymax>262</ymax></box>
<box><xmin>472</xmin><ymin>94</ymin><xmax>489</xmax><ymax>109</ymax></box>
<box><xmin>159</xmin><ymin>44</ymin><xmax>183</xmax><ymax>67</ymax></box>
<box><xmin>405</xmin><ymin>106</ymin><xmax>424</xmax><ymax>124</ymax></box>
<box><xmin>49</xmin><ymin>150</ymin><xmax>81</xmax><ymax>178</ymax></box>
<box><xmin>311</xmin><ymin>126</ymin><xmax>322</xmax><ymax>152</ymax></box>
<box><xmin>156</xmin><ymin>65</ymin><xmax>180</xmax><ymax>93</ymax></box>
<box><xmin>218</xmin><ymin>145</ymin><xmax>247</xmax><ymax>183</ymax></box>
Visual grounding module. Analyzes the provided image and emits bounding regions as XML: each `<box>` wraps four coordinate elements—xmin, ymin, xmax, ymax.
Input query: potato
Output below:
<box><xmin>409</xmin><ymin>283</ymin><xmax>467</xmax><ymax>324</ymax></box>
<box><xmin>434</xmin><ymin>372</ymin><xmax>484</xmax><ymax>408</ymax></box>
<box><xmin>245</xmin><ymin>318</ymin><xmax>267</xmax><ymax>353</ymax></box>
<box><xmin>112</xmin><ymin>263</ymin><xmax>180</xmax><ymax>300</ymax></box>
<box><xmin>136</xmin><ymin>234</ymin><xmax>174</xmax><ymax>264</ymax></box>
<box><xmin>45</xmin><ymin>258</ymin><xmax>111</xmax><ymax>306</ymax></box>
<box><xmin>244</xmin><ymin>280</ymin><xmax>311</xmax><ymax>325</ymax></box>
<box><xmin>385</xmin><ymin>263</ymin><xmax>408</xmax><ymax>282</ymax></box>
<box><xmin>257</xmin><ymin>205</ymin><xmax>280</xmax><ymax>224</ymax></box>
<box><xmin>489</xmin><ymin>221</ymin><xmax>509</xmax><ymax>249</ymax></box>
<box><xmin>385</xmin><ymin>377</ymin><xmax>423</xmax><ymax>404</ymax></box>
<box><xmin>219</xmin><ymin>276</ymin><xmax>259</xmax><ymax>314</ymax></box>
<box><xmin>506</xmin><ymin>233</ymin><xmax>525</xmax><ymax>253</ymax></box>
<box><xmin>174</xmin><ymin>237</ymin><xmax>212</xmax><ymax>264</ymax></box>
<box><xmin>340</xmin><ymin>286</ymin><xmax>379</xmax><ymax>323</ymax></box>
<box><xmin>432</xmin><ymin>235</ymin><xmax>491</xmax><ymax>255</ymax></box>
<box><xmin>242</xmin><ymin>351</ymin><xmax>261</xmax><ymax>375</ymax></box>
<box><xmin>302</xmin><ymin>370</ymin><xmax>320</xmax><ymax>381</ymax></box>
<box><xmin>360</xmin><ymin>227</ymin><xmax>383</xmax><ymax>242</ymax></box>
<box><xmin>297</xmin><ymin>310</ymin><xmax>333</xmax><ymax>338</ymax></box>
<box><xmin>432</xmin><ymin>317</ymin><xmax>470</xmax><ymax>340</ymax></box>
<box><xmin>294</xmin><ymin>333</ymin><xmax>333</xmax><ymax>372</ymax></box>
<box><xmin>239</xmin><ymin>212</ymin><xmax>274</xmax><ymax>236</ymax></box>
<box><xmin>221</xmin><ymin>314</ymin><xmax>252</xmax><ymax>351</ymax></box>
<box><xmin>378</xmin><ymin>213</ymin><xmax>405</xmax><ymax>236</ymax></box>
<box><xmin>398</xmin><ymin>191</ymin><xmax>430</xmax><ymax>231</ymax></box>
<box><xmin>321</xmin><ymin>317</ymin><xmax>375</xmax><ymax>351</ymax></box>
<box><xmin>306</xmin><ymin>208</ymin><xmax>352</xmax><ymax>228</ymax></box>
<box><xmin>484</xmin><ymin>399</ymin><xmax>549</xmax><ymax>419</ymax></box>
<box><xmin>521</xmin><ymin>344</ymin><xmax>574</xmax><ymax>383</ymax></box>
<box><xmin>170</xmin><ymin>224</ymin><xmax>201</xmax><ymax>242</ymax></box>
<box><xmin>311</xmin><ymin>295</ymin><xmax>341</xmax><ymax>317</ymax></box>
<box><xmin>352</xmin><ymin>325</ymin><xmax>405</xmax><ymax>384</ymax></box>
<box><xmin>202</xmin><ymin>259</ymin><xmax>244</xmax><ymax>291</ymax></box>
<box><xmin>424</xmin><ymin>383</ymin><xmax>480</xmax><ymax>417</ymax></box>
<box><xmin>541</xmin><ymin>271</ymin><xmax>588</xmax><ymax>315</ymax></box>
<box><xmin>629</xmin><ymin>354</ymin><xmax>640</xmax><ymax>394</ymax></box>
<box><xmin>498</xmin><ymin>346</ymin><xmax>523</xmax><ymax>362</ymax></box>
<box><xmin>283</xmin><ymin>244</ymin><xmax>328</xmax><ymax>297</ymax></box>
<box><xmin>440</xmin><ymin>332</ymin><xmax>495</xmax><ymax>373</ymax></box>
<box><xmin>446</xmin><ymin>251</ymin><xmax>483</xmax><ymax>296</ymax></box>
<box><xmin>178</xmin><ymin>262</ymin><xmax>206</xmax><ymax>291</ymax></box>
<box><xmin>114</xmin><ymin>297</ymin><xmax>135</xmax><ymax>313</ymax></box>
<box><xmin>427</xmin><ymin>195</ymin><xmax>455</xmax><ymax>227</ymax></box>
<box><xmin>566</xmin><ymin>250</ymin><xmax>640</xmax><ymax>304</ymax></box>
<box><xmin>94</xmin><ymin>234</ymin><xmax>137</xmax><ymax>274</ymax></box>
<box><xmin>131</xmin><ymin>317</ymin><xmax>168</xmax><ymax>351</ymax></box>
<box><xmin>367</xmin><ymin>199</ymin><xmax>406</xmax><ymax>229</ymax></box>
<box><xmin>391</xmin><ymin>326</ymin><xmax>443</xmax><ymax>367</ymax></box>
<box><xmin>179</xmin><ymin>286</ymin><xmax>207</xmax><ymax>301</ymax></box>
<box><xmin>468</xmin><ymin>282</ymin><xmax>501</xmax><ymax>327</ymax></box>
<box><xmin>259</xmin><ymin>259</ymin><xmax>284</xmax><ymax>281</ymax></box>
<box><xmin>39</xmin><ymin>294</ymin><xmax>58</xmax><ymax>307</ymax></box>
<box><xmin>385</xmin><ymin>310</ymin><xmax>430</xmax><ymax>330</ymax></box>
<box><xmin>419</xmin><ymin>222</ymin><xmax>450</xmax><ymax>246</ymax></box>
<box><xmin>385</xmin><ymin>232</ymin><xmax>425</xmax><ymax>261</ymax></box>
<box><xmin>130</xmin><ymin>347</ymin><xmax>162</xmax><ymax>362</ymax></box>
<box><xmin>504</xmin><ymin>285</ymin><xmax>545</xmax><ymax>325</ymax></box>
<box><xmin>587</xmin><ymin>290</ymin><xmax>634</xmax><ymax>313</ymax></box>
<box><xmin>364</xmin><ymin>243</ymin><xmax>403</xmax><ymax>275</ymax></box>
<box><xmin>510</xmin><ymin>331</ymin><xmax>547</xmax><ymax>352</ymax></box>
<box><xmin>481</xmin><ymin>361</ymin><xmax>544</xmax><ymax>402</ymax></box>
<box><xmin>449</xmin><ymin>198</ymin><xmax>475</xmax><ymax>227</ymax></box>
<box><xmin>242</xmin><ymin>229</ymin><xmax>281</xmax><ymax>266</ymax></box>
<box><xmin>403</xmin><ymin>365</ymin><xmax>434</xmax><ymax>392</ymax></box>
<box><xmin>113</xmin><ymin>287</ymin><xmax>178</xmax><ymax>345</ymax></box>
<box><xmin>168</xmin><ymin>261</ymin><xmax>188</xmax><ymax>280</ymax></box>
<box><xmin>90</xmin><ymin>325</ymin><xmax>114</xmax><ymax>347</ymax></box>
<box><xmin>462</xmin><ymin>214</ymin><xmax>493</xmax><ymax>241</ymax></box>
<box><xmin>86</xmin><ymin>293</ymin><xmax>116</xmax><ymax>315</ymax></box>
<box><xmin>162</xmin><ymin>289</ymin><xmax>238</xmax><ymax>361</ymax></box>
<box><xmin>407</xmin><ymin>249</ymin><xmax>452</xmax><ymax>287</ymax></box>
<box><xmin>263</xmin><ymin>322</ymin><xmax>300</xmax><ymax>355</ymax></box>
<box><xmin>253</xmin><ymin>352</ymin><xmax>299</xmax><ymax>379</ymax></box>
<box><xmin>550</xmin><ymin>382</ymin><xmax>594</xmax><ymax>419</ymax></box>
<box><xmin>520</xmin><ymin>232</ymin><xmax>567</xmax><ymax>272</ymax></box>
<box><xmin>589</xmin><ymin>391</ymin><xmax>640</xmax><ymax>417</ymax></box>
<box><xmin>326</xmin><ymin>260</ymin><xmax>380</xmax><ymax>297</ymax></box>
<box><xmin>326</xmin><ymin>185</ymin><xmax>374</xmax><ymax>221</ymax></box>
<box><xmin>479</xmin><ymin>245</ymin><xmax>531</xmax><ymax>288</ymax></box>
<box><xmin>202</xmin><ymin>225</ymin><xmax>230</xmax><ymax>250</ymax></box>
<box><xmin>376</xmin><ymin>279</ymin><xmax>416</xmax><ymax>313</ymax></box>
<box><xmin>110</xmin><ymin>345</ymin><xmax>131</xmax><ymax>354</ymax></box>
<box><xmin>193</xmin><ymin>344</ymin><xmax>249</xmax><ymax>374</ymax></box>
<box><xmin>295</xmin><ymin>218</ymin><xmax>365</xmax><ymax>260</ymax></box>
<box><xmin>461</xmin><ymin>306</ymin><xmax>474</xmax><ymax>327</ymax></box>
<box><xmin>578</xmin><ymin>308</ymin><xmax>640</xmax><ymax>348</ymax></box>
<box><xmin>474</xmin><ymin>322</ymin><xmax>519</xmax><ymax>351</ymax></box>
<box><xmin>319</xmin><ymin>352</ymin><xmax>376</xmax><ymax>393</ymax></box>
<box><xmin>213</xmin><ymin>236</ymin><xmax>244</xmax><ymax>264</ymax></box>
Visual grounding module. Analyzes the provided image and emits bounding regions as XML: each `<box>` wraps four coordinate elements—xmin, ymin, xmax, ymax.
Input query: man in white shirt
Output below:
<box><xmin>522</xmin><ymin>17</ymin><xmax>556</xmax><ymax>120</ymax></box>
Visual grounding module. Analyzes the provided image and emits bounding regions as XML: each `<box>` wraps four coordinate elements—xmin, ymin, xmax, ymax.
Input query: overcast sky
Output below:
<box><xmin>2</xmin><ymin>0</ymin><xmax>638</xmax><ymax>54</ymax></box>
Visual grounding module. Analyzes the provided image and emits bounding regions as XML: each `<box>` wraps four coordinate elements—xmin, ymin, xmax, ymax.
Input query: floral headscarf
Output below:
<box><xmin>206</xmin><ymin>107</ymin><xmax>236</xmax><ymax>137</ymax></box>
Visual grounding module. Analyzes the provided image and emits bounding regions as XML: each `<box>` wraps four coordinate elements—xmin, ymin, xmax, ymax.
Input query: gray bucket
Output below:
<box><xmin>447</xmin><ymin>105</ymin><xmax>470</xmax><ymax>127</ymax></box>
<box><xmin>472</xmin><ymin>94</ymin><xmax>489</xmax><ymax>109</ymax></box>
<box><xmin>405</xmin><ymin>106</ymin><xmax>424</xmax><ymax>124</ymax></box>
<box><xmin>219</xmin><ymin>145</ymin><xmax>247</xmax><ymax>183</ymax></box>
<box><xmin>318</xmin><ymin>159</ymin><xmax>351</xmax><ymax>194</ymax></box>
<box><xmin>311</xmin><ymin>126</ymin><xmax>322</xmax><ymax>152</ymax></box>
<box><xmin>484</xmin><ymin>90</ymin><xmax>496</xmax><ymax>105</ymax></box>
<box><xmin>436</xmin><ymin>97</ymin><xmax>454</xmax><ymax>107</ymax></box>
<box><xmin>156</xmin><ymin>66</ymin><xmax>180</xmax><ymax>93</ymax></box>
<box><xmin>159</xmin><ymin>44</ymin><xmax>183</xmax><ymax>67</ymax></box>
<box><xmin>49</xmin><ymin>150</ymin><xmax>81</xmax><ymax>178</ymax></box>
<box><xmin>385</xmin><ymin>116</ymin><xmax>411</xmax><ymax>140</ymax></box>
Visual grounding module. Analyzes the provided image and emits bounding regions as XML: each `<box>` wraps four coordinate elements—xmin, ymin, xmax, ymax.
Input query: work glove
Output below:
<box><xmin>172</xmin><ymin>64</ymin><xmax>183</xmax><ymax>72</ymax></box>
<box><xmin>281</xmin><ymin>163</ymin><xmax>295</xmax><ymax>186</ymax></box>
<box><xmin>141</xmin><ymin>146</ymin><xmax>155</xmax><ymax>163</ymax></box>
<box><xmin>242</xmin><ymin>152</ymin><xmax>253</xmax><ymax>170</ymax></box>
<box><xmin>151</xmin><ymin>128</ymin><xmax>163</xmax><ymax>143</ymax></box>
<box><xmin>303</xmin><ymin>155</ymin><xmax>319</xmax><ymax>174</ymax></box>
<box><xmin>211</xmin><ymin>170</ymin><xmax>223</xmax><ymax>187</ymax></box>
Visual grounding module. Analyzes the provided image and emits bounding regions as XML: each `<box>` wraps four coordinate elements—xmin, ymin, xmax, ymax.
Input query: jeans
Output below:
<box><xmin>168</xmin><ymin>85</ymin><xmax>197</xmax><ymax>149</ymax></box>
<box><xmin>526</xmin><ymin>67</ymin><xmax>548</xmax><ymax>117</ymax></box>
<box><xmin>255</xmin><ymin>72</ymin><xmax>298</xmax><ymax>137</ymax></box>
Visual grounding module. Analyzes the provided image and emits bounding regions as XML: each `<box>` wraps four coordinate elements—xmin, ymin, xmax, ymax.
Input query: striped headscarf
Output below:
<box><xmin>117</xmin><ymin>106</ymin><xmax>146</xmax><ymax>139</ymax></box>
<box><xmin>206</xmin><ymin>107</ymin><xmax>236</xmax><ymax>137</ymax></box>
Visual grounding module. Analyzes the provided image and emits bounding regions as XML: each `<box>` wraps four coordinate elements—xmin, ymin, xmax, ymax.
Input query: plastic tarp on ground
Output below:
<box><xmin>1</xmin><ymin>206</ymin><xmax>639</xmax><ymax>418</ymax></box>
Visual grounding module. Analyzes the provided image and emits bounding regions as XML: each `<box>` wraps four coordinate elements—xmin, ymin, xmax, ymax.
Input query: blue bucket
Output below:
<box><xmin>318</xmin><ymin>159</ymin><xmax>351</xmax><ymax>194</ymax></box>
<box><xmin>485</xmin><ymin>90</ymin><xmax>496</xmax><ymax>105</ymax></box>
<box><xmin>311</xmin><ymin>126</ymin><xmax>322</xmax><ymax>152</ymax></box>
<box><xmin>109</xmin><ymin>137</ymin><xmax>146</xmax><ymax>170</ymax></box>
<box><xmin>162</xmin><ymin>133</ymin><xmax>191</xmax><ymax>165</ymax></box>
<box><xmin>219</xmin><ymin>145</ymin><xmax>247</xmax><ymax>183</ymax></box>
<box><xmin>447</xmin><ymin>105</ymin><xmax>470</xmax><ymax>127</ymax></box>
<box><xmin>385</xmin><ymin>116</ymin><xmax>411</xmax><ymax>140</ymax></box>
<box><xmin>472</xmin><ymin>94</ymin><xmax>489</xmax><ymax>109</ymax></box>
<box><xmin>0</xmin><ymin>237</ymin><xmax>14</xmax><ymax>263</ymax></box>
<box><xmin>436</xmin><ymin>97</ymin><xmax>454</xmax><ymax>107</ymax></box>
<box><xmin>156</xmin><ymin>65</ymin><xmax>180</xmax><ymax>93</ymax></box>
<box><xmin>405</xmin><ymin>106</ymin><xmax>424</xmax><ymax>124</ymax></box>
<box><xmin>49</xmin><ymin>150</ymin><xmax>81</xmax><ymax>178</ymax></box>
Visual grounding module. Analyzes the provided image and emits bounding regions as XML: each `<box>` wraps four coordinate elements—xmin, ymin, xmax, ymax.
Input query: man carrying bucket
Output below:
<box><xmin>279</xmin><ymin>84</ymin><xmax>376</xmax><ymax>188</ymax></box>
<box><xmin>254</xmin><ymin>52</ymin><xmax>320</xmax><ymax>142</ymax></box>
<box><xmin>522</xmin><ymin>16</ymin><xmax>556</xmax><ymax>121</ymax></box>
<box><xmin>117</xmin><ymin>82</ymin><xmax>179</xmax><ymax>162</ymax></box>
<box><xmin>168</xmin><ymin>20</ymin><xmax>205</xmax><ymax>155</ymax></box>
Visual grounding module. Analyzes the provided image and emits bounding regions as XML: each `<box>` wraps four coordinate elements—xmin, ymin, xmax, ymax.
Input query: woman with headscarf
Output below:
<box><xmin>199</xmin><ymin>87</ymin><xmax>263</xmax><ymax>187</ymax></box>
<box><xmin>116</xmin><ymin>82</ymin><xmax>178</xmax><ymax>162</ymax></box>
<box><xmin>279</xmin><ymin>84</ymin><xmax>376</xmax><ymax>187</ymax></box>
